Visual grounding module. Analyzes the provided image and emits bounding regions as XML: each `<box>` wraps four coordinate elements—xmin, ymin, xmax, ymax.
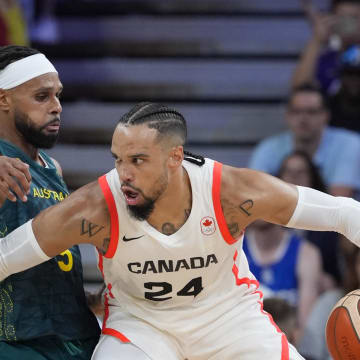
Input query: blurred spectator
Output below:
<box><xmin>292</xmin><ymin>0</ymin><xmax>360</xmax><ymax>94</ymax></box>
<box><xmin>0</xmin><ymin>12</ymin><xmax>7</xmax><ymax>45</ymax></box>
<box><xmin>263</xmin><ymin>297</ymin><xmax>297</xmax><ymax>345</ymax></box>
<box><xmin>30</xmin><ymin>0</ymin><xmax>59</xmax><ymax>44</ymax></box>
<box><xmin>249</xmin><ymin>83</ymin><xmax>360</xmax><ymax>198</ymax></box>
<box><xmin>328</xmin><ymin>44</ymin><xmax>360</xmax><ymax>132</ymax></box>
<box><xmin>0</xmin><ymin>0</ymin><xmax>29</xmax><ymax>46</ymax></box>
<box><xmin>86</xmin><ymin>284</ymin><xmax>105</xmax><ymax>327</ymax></box>
<box><xmin>18</xmin><ymin>0</ymin><xmax>34</xmax><ymax>35</ymax></box>
<box><xmin>243</xmin><ymin>220</ymin><xmax>322</xmax><ymax>336</ymax></box>
<box><xmin>278</xmin><ymin>151</ymin><xmax>342</xmax><ymax>290</ymax></box>
<box><xmin>297</xmin><ymin>244</ymin><xmax>360</xmax><ymax>360</ymax></box>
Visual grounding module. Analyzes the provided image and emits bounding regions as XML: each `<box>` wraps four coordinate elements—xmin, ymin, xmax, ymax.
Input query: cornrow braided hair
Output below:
<box><xmin>119</xmin><ymin>102</ymin><xmax>205</xmax><ymax>166</ymax></box>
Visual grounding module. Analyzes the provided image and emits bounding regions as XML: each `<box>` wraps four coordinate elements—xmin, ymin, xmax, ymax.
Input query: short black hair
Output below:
<box><xmin>0</xmin><ymin>45</ymin><xmax>40</xmax><ymax>71</ymax></box>
<box><xmin>118</xmin><ymin>102</ymin><xmax>205</xmax><ymax>166</ymax></box>
<box><xmin>287</xmin><ymin>83</ymin><xmax>329</xmax><ymax>109</ymax></box>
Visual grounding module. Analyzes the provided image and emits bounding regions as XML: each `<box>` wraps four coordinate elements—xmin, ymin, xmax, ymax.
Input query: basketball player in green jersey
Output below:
<box><xmin>0</xmin><ymin>45</ymin><xmax>100</xmax><ymax>359</ymax></box>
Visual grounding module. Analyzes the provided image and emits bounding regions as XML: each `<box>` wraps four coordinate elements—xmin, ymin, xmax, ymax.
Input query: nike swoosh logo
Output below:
<box><xmin>123</xmin><ymin>235</ymin><xmax>144</xmax><ymax>242</ymax></box>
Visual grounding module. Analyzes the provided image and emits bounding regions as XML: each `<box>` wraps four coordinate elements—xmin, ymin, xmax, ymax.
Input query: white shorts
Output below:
<box><xmin>101</xmin><ymin>292</ymin><xmax>304</xmax><ymax>360</ymax></box>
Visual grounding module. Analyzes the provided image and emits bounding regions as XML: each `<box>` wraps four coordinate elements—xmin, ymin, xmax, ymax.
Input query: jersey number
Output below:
<box><xmin>57</xmin><ymin>250</ymin><xmax>73</xmax><ymax>272</ymax></box>
<box><xmin>144</xmin><ymin>277</ymin><xmax>203</xmax><ymax>301</ymax></box>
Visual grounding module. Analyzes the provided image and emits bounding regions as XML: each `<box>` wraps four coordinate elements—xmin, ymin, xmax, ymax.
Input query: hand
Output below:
<box><xmin>0</xmin><ymin>156</ymin><xmax>31</xmax><ymax>205</ymax></box>
<box><xmin>301</xmin><ymin>0</ymin><xmax>336</xmax><ymax>44</ymax></box>
<box><xmin>311</xmin><ymin>13</ymin><xmax>337</xmax><ymax>44</ymax></box>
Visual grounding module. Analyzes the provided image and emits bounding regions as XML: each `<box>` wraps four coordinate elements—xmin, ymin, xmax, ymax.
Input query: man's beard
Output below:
<box><xmin>125</xmin><ymin>172</ymin><xmax>168</xmax><ymax>221</ymax></box>
<box><xmin>14</xmin><ymin>109</ymin><xmax>59</xmax><ymax>149</ymax></box>
<box><xmin>127</xmin><ymin>197</ymin><xmax>156</xmax><ymax>221</ymax></box>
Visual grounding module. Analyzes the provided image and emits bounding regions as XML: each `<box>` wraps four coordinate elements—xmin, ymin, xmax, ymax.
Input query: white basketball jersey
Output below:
<box><xmin>97</xmin><ymin>158</ymin><xmax>259</xmax><ymax>336</ymax></box>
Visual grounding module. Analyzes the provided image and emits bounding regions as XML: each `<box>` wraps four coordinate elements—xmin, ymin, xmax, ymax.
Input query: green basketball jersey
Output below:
<box><xmin>0</xmin><ymin>140</ymin><xmax>100</xmax><ymax>342</ymax></box>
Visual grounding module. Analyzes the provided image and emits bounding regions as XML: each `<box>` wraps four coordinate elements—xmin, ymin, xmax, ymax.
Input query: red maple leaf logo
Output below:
<box><xmin>203</xmin><ymin>219</ymin><xmax>212</xmax><ymax>227</ymax></box>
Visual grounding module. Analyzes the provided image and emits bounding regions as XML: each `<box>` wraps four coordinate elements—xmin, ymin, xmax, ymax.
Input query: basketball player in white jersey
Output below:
<box><xmin>1</xmin><ymin>102</ymin><xmax>360</xmax><ymax>359</ymax></box>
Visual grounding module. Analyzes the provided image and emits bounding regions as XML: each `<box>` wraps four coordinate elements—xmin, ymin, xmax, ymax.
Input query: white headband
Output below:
<box><xmin>0</xmin><ymin>53</ymin><xmax>58</xmax><ymax>90</ymax></box>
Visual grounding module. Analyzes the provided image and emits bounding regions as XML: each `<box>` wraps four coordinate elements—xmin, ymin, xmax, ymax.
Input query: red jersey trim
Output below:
<box><xmin>103</xmin><ymin>328</ymin><xmax>131</xmax><ymax>343</ymax></box>
<box><xmin>102</xmin><ymin>293</ymin><xmax>131</xmax><ymax>343</ymax></box>
<box><xmin>232</xmin><ymin>250</ymin><xmax>289</xmax><ymax>359</ymax></box>
<box><xmin>258</xmin><ymin>299</ymin><xmax>289</xmax><ymax>360</ymax></box>
<box><xmin>98</xmin><ymin>175</ymin><xmax>119</xmax><ymax>258</ymax></box>
<box><xmin>212</xmin><ymin>161</ymin><xmax>238</xmax><ymax>244</ymax></box>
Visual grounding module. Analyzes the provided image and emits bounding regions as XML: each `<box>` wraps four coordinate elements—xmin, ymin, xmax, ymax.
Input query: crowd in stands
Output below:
<box><xmin>248</xmin><ymin>1</ymin><xmax>360</xmax><ymax>358</ymax></box>
<box><xmin>2</xmin><ymin>0</ymin><xmax>360</xmax><ymax>358</ymax></box>
<box><xmin>0</xmin><ymin>0</ymin><xmax>58</xmax><ymax>46</ymax></box>
<box><xmin>293</xmin><ymin>0</ymin><xmax>360</xmax><ymax>133</ymax></box>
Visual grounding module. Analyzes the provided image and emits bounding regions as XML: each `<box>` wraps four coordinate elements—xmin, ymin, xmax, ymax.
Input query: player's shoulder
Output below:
<box><xmin>61</xmin><ymin>180</ymin><xmax>110</xmax><ymax>226</ymax></box>
<box><xmin>72</xmin><ymin>180</ymin><xmax>107</xmax><ymax>206</ymax></box>
<box><xmin>221</xmin><ymin>165</ymin><xmax>268</xmax><ymax>190</ymax></box>
<box><xmin>220</xmin><ymin>166</ymin><xmax>268</xmax><ymax>206</ymax></box>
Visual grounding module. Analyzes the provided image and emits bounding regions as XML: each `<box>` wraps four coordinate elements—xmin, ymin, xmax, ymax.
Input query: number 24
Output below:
<box><xmin>144</xmin><ymin>277</ymin><xmax>203</xmax><ymax>301</ymax></box>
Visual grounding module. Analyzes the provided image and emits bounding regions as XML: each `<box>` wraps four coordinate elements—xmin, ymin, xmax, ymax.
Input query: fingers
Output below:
<box><xmin>301</xmin><ymin>0</ymin><xmax>317</xmax><ymax>21</ymax></box>
<box><xmin>0</xmin><ymin>177</ymin><xmax>18</xmax><ymax>202</ymax></box>
<box><xmin>0</xmin><ymin>172</ymin><xmax>29</xmax><ymax>202</ymax></box>
<box><xmin>11</xmin><ymin>159</ymin><xmax>31</xmax><ymax>195</ymax></box>
<box><xmin>0</xmin><ymin>157</ymin><xmax>32</xmax><ymax>203</ymax></box>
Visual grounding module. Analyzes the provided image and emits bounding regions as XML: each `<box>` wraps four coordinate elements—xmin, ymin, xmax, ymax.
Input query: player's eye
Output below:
<box><xmin>133</xmin><ymin>158</ymin><xmax>144</xmax><ymax>165</ymax></box>
<box><xmin>35</xmin><ymin>93</ymin><xmax>48</xmax><ymax>101</ymax></box>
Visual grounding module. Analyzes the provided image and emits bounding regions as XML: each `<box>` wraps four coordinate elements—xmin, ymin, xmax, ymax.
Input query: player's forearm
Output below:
<box><xmin>0</xmin><ymin>220</ymin><xmax>50</xmax><ymax>281</ymax></box>
<box><xmin>286</xmin><ymin>186</ymin><xmax>360</xmax><ymax>246</ymax></box>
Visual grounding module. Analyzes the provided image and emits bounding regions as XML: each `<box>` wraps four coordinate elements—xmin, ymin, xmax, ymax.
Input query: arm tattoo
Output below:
<box><xmin>239</xmin><ymin>199</ymin><xmax>254</xmax><ymax>217</ymax></box>
<box><xmin>184</xmin><ymin>209</ymin><xmax>191</xmax><ymax>221</ymax></box>
<box><xmin>80</xmin><ymin>219</ymin><xmax>104</xmax><ymax>237</ymax></box>
<box><xmin>162</xmin><ymin>222</ymin><xmax>177</xmax><ymax>236</ymax></box>
<box><xmin>98</xmin><ymin>237</ymin><xmax>110</xmax><ymax>255</ymax></box>
<box><xmin>228</xmin><ymin>223</ymin><xmax>240</xmax><ymax>237</ymax></box>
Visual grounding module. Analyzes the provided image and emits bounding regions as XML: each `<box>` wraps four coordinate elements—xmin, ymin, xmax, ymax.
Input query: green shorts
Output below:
<box><xmin>0</xmin><ymin>335</ymin><xmax>99</xmax><ymax>360</ymax></box>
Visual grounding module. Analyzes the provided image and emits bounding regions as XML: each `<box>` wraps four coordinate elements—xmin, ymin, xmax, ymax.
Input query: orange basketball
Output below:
<box><xmin>326</xmin><ymin>289</ymin><xmax>360</xmax><ymax>359</ymax></box>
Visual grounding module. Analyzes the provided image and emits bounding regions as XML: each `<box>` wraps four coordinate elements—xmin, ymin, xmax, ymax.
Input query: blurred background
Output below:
<box><xmin>4</xmin><ymin>1</ymin><xmax>360</xmax><ymax>357</ymax></box>
<box><xmin>1</xmin><ymin>0</ymin><xmax>328</xmax><ymax>190</ymax></box>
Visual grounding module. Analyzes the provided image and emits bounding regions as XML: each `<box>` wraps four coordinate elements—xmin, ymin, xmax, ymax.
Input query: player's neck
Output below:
<box><xmin>0</xmin><ymin>125</ymin><xmax>40</xmax><ymax>162</ymax></box>
<box><xmin>147</xmin><ymin>167</ymin><xmax>192</xmax><ymax>234</ymax></box>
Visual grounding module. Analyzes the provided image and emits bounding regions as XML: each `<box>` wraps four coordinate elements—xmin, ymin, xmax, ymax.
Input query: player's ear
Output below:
<box><xmin>0</xmin><ymin>89</ymin><xmax>11</xmax><ymax>111</ymax></box>
<box><xmin>168</xmin><ymin>146</ymin><xmax>184</xmax><ymax>169</ymax></box>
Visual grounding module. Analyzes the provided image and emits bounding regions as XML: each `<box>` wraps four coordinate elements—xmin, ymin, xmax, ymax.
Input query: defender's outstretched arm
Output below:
<box><xmin>0</xmin><ymin>180</ymin><xmax>110</xmax><ymax>281</ymax></box>
<box><xmin>2</xmin><ymin>168</ymin><xmax>360</xmax><ymax>282</ymax></box>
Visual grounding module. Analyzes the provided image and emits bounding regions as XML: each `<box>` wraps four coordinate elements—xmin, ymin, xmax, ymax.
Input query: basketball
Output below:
<box><xmin>326</xmin><ymin>289</ymin><xmax>360</xmax><ymax>359</ymax></box>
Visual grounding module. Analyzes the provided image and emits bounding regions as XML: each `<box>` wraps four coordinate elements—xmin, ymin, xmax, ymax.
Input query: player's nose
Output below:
<box><xmin>51</xmin><ymin>96</ymin><xmax>62</xmax><ymax>115</ymax></box>
<box><xmin>118</xmin><ymin>165</ymin><xmax>134</xmax><ymax>183</ymax></box>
